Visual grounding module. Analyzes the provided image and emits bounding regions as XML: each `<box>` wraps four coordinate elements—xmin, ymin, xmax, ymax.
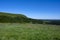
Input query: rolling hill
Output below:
<box><xmin>0</xmin><ymin>12</ymin><xmax>60</xmax><ymax>25</ymax></box>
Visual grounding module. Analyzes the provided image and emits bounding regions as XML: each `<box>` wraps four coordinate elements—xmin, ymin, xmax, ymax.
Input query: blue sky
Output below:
<box><xmin>0</xmin><ymin>0</ymin><xmax>60</xmax><ymax>19</ymax></box>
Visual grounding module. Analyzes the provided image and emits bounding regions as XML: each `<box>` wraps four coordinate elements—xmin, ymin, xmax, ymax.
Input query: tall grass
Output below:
<box><xmin>0</xmin><ymin>23</ymin><xmax>60</xmax><ymax>40</ymax></box>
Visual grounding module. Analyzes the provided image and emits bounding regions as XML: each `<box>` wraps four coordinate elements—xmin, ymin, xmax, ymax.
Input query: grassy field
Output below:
<box><xmin>0</xmin><ymin>23</ymin><xmax>60</xmax><ymax>40</ymax></box>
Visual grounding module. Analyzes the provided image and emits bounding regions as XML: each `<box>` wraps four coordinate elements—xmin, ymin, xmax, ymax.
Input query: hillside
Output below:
<box><xmin>0</xmin><ymin>12</ymin><xmax>29</xmax><ymax>23</ymax></box>
<box><xmin>0</xmin><ymin>12</ymin><xmax>60</xmax><ymax>25</ymax></box>
<box><xmin>0</xmin><ymin>12</ymin><xmax>27</xmax><ymax>18</ymax></box>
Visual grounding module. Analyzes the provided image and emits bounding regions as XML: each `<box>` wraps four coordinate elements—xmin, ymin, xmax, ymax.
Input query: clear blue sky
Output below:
<box><xmin>0</xmin><ymin>0</ymin><xmax>60</xmax><ymax>19</ymax></box>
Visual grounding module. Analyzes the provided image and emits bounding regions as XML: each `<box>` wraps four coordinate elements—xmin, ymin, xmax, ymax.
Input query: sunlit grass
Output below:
<box><xmin>0</xmin><ymin>23</ymin><xmax>60</xmax><ymax>40</ymax></box>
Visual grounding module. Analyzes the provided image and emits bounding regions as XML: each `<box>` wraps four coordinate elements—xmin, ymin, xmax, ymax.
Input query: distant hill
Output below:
<box><xmin>0</xmin><ymin>12</ymin><xmax>29</xmax><ymax>23</ymax></box>
<box><xmin>0</xmin><ymin>12</ymin><xmax>60</xmax><ymax>25</ymax></box>
<box><xmin>0</xmin><ymin>12</ymin><xmax>27</xmax><ymax>18</ymax></box>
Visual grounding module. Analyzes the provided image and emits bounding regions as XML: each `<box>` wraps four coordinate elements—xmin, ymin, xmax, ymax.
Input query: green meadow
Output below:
<box><xmin>0</xmin><ymin>23</ymin><xmax>60</xmax><ymax>40</ymax></box>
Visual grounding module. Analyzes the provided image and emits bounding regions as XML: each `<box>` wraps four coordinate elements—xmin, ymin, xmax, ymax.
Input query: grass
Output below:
<box><xmin>0</xmin><ymin>23</ymin><xmax>60</xmax><ymax>40</ymax></box>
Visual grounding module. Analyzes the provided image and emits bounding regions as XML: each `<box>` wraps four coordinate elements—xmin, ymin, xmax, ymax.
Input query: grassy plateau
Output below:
<box><xmin>0</xmin><ymin>23</ymin><xmax>60</xmax><ymax>40</ymax></box>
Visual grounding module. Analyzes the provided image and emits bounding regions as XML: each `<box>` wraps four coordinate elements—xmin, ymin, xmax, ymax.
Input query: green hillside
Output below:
<box><xmin>0</xmin><ymin>12</ymin><xmax>60</xmax><ymax>25</ymax></box>
<box><xmin>0</xmin><ymin>12</ymin><xmax>43</xmax><ymax>23</ymax></box>
<box><xmin>0</xmin><ymin>12</ymin><xmax>27</xmax><ymax>18</ymax></box>
<box><xmin>0</xmin><ymin>12</ymin><xmax>29</xmax><ymax>23</ymax></box>
<box><xmin>0</xmin><ymin>12</ymin><xmax>60</xmax><ymax>40</ymax></box>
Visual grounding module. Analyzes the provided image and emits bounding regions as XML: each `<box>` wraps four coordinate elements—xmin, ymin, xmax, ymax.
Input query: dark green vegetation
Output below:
<box><xmin>0</xmin><ymin>12</ymin><xmax>28</xmax><ymax>23</ymax></box>
<box><xmin>0</xmin><ymin>12</ymin><xmax>60</xmax><ymax>25</ymax></box>
<box><xmin>0</xmin><ymin>23</ymin><xmax>60</xmax><ymax>40</ymax></box>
